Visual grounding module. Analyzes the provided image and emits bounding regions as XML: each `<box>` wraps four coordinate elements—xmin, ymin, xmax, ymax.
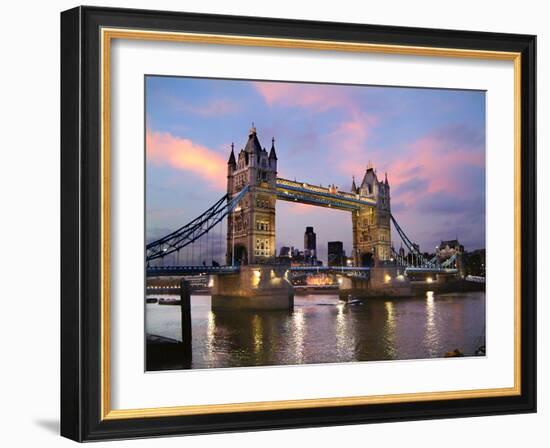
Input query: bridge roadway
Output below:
<box><xmin>404</xmin><ymin>267</ymin><xmax>458</xmax><ymax>274</ymax></box>
<box><xmin>147</xmin><ymin>265</ymin><xmax>372</xmax><ymax>278</ymax></box>
<box><xmin>146</xmin><ymin>265</ymin><xmax>457</xmax><ymax>278</ymax></box>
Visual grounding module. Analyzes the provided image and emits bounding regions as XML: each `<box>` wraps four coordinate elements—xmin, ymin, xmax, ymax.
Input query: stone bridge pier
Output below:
<box><xmin>211</xmin><ymin>265</ymin><xmax>294</xmax><ymax>311</ymax></box>
<box><xmin>338</xmin><ymin>266</ymin><xmax>412</xmax><ymax>299</ymax></box>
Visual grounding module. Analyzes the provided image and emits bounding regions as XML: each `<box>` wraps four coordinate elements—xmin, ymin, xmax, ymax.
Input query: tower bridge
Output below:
<box><xmin>226</xmin><ymin>125</ymin><xmax>392</xmax><ymax>267</ymax></box>
<box><xmin>146</xmin><ymin>126</ymin><xmax>463</xmax><ymax>310</ymax></box>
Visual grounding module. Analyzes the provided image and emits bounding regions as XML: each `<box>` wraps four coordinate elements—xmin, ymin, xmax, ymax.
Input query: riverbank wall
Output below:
<box><xmin>339</xmin><ymin>266</ymin><xmax>484</xmax><ymax>299</ymax></box>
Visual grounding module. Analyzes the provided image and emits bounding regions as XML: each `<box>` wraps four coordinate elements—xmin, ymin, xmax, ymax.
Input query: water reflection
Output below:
<box><xmin>207</xmin><ymin>311</ymin><xmax>215</xmax><ymax>346</ymax></box>
<box><xmin>292</xmin><ymin>310</ymin><xmax>305</xmax><ymax>363</ymax></box>
<box><xmin>145</xmin><ymin>291</ymin><xmax>486</xmax><ymax>370</ymax></box>
<box><xmin>252</xmin><ymin>315</ymin><xmax>263</xmax><ymax>354</ymax></box>
<box><xmin>384</xmin><ymin>301</ymin><xmax>396</xmax><ymax>358</ymax></box>
<box><xmin>424</xmin><ymin>291</ymin><xmax>441</xmax><ymax>357</ymax></box>
<box><xmin>204</xmin><ymin>311</ymin><xmax>216</xmax><ymax>365</ymax></box>
<box><xmin>335</xmin><ymin>302</ymin><xmax>355</xmax><ymax>360</ymax></box>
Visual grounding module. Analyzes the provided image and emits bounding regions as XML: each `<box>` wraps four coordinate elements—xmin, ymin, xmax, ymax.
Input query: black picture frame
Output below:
<box><xmin>61</xmin><ymin>5</ymin><xmax>536</xmax><ymax>442</ymax></box>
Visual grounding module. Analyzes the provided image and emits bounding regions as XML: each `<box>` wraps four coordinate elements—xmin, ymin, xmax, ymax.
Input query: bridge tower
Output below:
<box><xmin>351</xmin><ymin>163</ymin><xmax>392</xmax><ymax>266</ymax></box>
<box><xmin>226</xmin><ymin>125</ymin><xmax>277</xmax><ymax>265</ymax></box>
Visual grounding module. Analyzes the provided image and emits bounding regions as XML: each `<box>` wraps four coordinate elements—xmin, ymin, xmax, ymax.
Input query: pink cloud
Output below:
<box><xmin>254</xmin><ymin>82</ymin><xmax>353</xmax><ymax>111</ymax></box>
<box><xmin>254</xmin><ymin>82</ymin><xmax>381</xmax><ymax>178</ymax></box>
<box><xmin>254</xmin><ymin>81</ymin><xmax>483</xmax><ymax>212</ymax></box>
<box><xmin>333</xmin><ymin>125</ymin><xmax>484</xmax><ymax>216</ymax></box>
<box><xmin>191</xmin><ymin>99</ymin><xmax>236</xmax><ymax>116</ymax></box>
<box><xmin>157</xmin><ymin>91</ymin><xmax>238</xmax><ymax>117</ymax></box>
<box><xmin>385</xmin><ymin>132</ymin><xmax>484</xmax><ymax>208</ymax></box>
<box><xmin>146</xmin><ymin>130</ymin><xmax>227</xmax><ymax>190</ymax></box>
<box><xmin>328</xmin><ymin>111</ymin><xmax>379</xmax><ymax>173</ymax></box>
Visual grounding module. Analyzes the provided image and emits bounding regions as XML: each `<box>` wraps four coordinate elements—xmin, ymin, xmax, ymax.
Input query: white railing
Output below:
<box><xmin>465</xmin><ymin>275</ymin><xmax>486</xmax><ymax>283</ymax></box>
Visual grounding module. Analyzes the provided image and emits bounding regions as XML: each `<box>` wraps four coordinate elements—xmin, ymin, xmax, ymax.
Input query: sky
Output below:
<box><xmin>145</xmin><ymin>76</ymin><xmax>486</xmax><ymax>264</ymax></box>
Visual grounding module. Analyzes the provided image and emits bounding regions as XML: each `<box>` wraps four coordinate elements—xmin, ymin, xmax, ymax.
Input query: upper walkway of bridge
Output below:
<box><xmin>275</xmin><ymin>178</ymin><xmax>376</xmax><ymax>211</ymax></box>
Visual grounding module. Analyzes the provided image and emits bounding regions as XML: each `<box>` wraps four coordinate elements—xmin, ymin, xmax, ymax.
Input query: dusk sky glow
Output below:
<box><xmin>146</xmin><ymin>76</ymin><xmax>486</xmax><ymax>264</ymax></box>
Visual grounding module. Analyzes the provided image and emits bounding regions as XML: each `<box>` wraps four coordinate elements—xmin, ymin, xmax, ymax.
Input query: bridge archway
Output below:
<box><xmin>234</xmin><ymin>245</ymin><xmax>248</xmax><ymax>266</ymax></box>
<box><xmin>360</xmin><ymin>252</ymin><xmax>374</xmax><ymax>267</ymax></box>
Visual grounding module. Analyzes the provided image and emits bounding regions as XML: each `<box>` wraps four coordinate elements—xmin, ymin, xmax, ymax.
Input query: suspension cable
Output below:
<box><xmin>146</xmin><ymin>185</ymin><xmax>249</xmax><ymax>262</ymax></box>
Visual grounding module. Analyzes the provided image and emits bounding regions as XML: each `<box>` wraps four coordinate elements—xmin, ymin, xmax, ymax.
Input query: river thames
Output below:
<box><xmin>145</xmin><ymin>291</ymin><xmax>485</xmax><ymax>370</ymax></box>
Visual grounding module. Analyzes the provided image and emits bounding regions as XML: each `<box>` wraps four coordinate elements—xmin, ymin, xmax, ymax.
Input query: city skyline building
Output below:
<box><xmin>279</xmin><ymin>246</ymin><xmax>291</xmax><ymax>258</ymax></box>
<box><xmin>304</xmin><ymin>226</ymin><xmax>317</xmax><ymax>260</ymax></box>
<box><xmin>328</xmin><ymin>241</ymin><xmax>346</xmax><ymax>267</ymax></box>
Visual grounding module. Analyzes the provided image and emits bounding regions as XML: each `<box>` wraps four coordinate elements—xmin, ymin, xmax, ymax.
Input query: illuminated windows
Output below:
<box><xmin>255</xmin><ymin>238</ymin><xmax>270</xmax><ymax>256</ymax></box>
<box><xmin>256</xmin><ymin>219</ymin><xmax>269</xmax><ymax>231</ymax></box>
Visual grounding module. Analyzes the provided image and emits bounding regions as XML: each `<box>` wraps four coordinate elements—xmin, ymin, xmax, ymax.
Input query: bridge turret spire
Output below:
<box><xmin>269</xmin><ymin>137</ymin><xmax>278</xmax><ymax>160</ymax></box>
<box><xmin>244</xmin><ymin>123</ymin><xmax>262</xmax><ymax>154</ymax></box>
<box><xmin>385</xmin><ymin>172</ymin><xmax>389</xmax><ymax>185</ymax></box>
<box><xmin>227</xmin><ymin>142</ymin><xmax>236</xmax><ymax>167</ymax></box>
<box><xmin>351</xmin><ymin>175</ymin><xmax>357</xmax><ymax>192</ymax></box>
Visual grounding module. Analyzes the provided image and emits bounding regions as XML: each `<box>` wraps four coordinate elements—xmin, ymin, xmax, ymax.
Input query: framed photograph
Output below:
<box><xmin>60</xmin><ymin>6</ymin><xmax>536</xmax><ymax>441</ymax></box>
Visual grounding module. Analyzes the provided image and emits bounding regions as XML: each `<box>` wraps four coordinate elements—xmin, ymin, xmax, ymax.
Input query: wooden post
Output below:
<box><xmin>180</xmin><ymin>279</ymin><xmax>192</xmax><ymax>363</ymax></box>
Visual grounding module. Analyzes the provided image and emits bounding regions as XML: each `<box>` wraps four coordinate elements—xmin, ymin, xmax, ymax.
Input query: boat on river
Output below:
<box><xmin>340</xmin><ymin>295</ymin><xmax>363</xmax><ymax>306</ymax></box>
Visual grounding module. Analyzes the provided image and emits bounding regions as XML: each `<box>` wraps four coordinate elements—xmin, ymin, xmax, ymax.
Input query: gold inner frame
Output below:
<box><xmin>100</xmin><ymin>28</ymin><xmax>522</xmax><ymax>420</ymax></box>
